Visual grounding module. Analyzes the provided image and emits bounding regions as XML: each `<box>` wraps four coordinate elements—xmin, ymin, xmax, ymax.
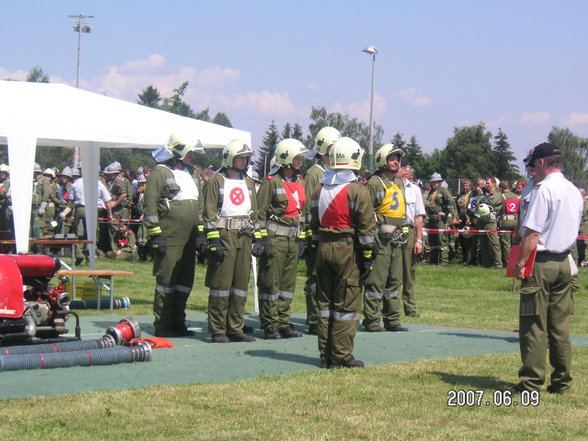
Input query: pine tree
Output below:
<box><xmin>254</xmin><ymin>121</ymin><xmax>279</xmax><ymax>178</ymax></box>
<box><xmin>492</xmin><ymin>129</ymin><xmax>519</xmax><ymax>182</ymax></box>
<box><xmin>137</xmin><ymin>85</ymin><xmax>161</xmax><ymax>108</ymax></box>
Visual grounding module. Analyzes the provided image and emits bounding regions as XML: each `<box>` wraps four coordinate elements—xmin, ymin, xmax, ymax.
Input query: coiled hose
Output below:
<box><xmin>0</xmin><ymin>341</ymin><xmax>152</xmax><ymax>371</ymax></box>
<box><xmin>0</xmin><ymin>335</ymin><xmax>117</xmax><ymax>355</ymax></box>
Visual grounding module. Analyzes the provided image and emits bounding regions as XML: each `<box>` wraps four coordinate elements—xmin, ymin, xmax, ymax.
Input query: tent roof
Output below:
<box><xmin>0</xmin><ymin>80</ymin><xmax>251</xmax><ymax>148</ymax></box>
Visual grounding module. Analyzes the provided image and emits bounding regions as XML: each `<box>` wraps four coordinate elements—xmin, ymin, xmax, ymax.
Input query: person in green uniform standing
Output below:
<box><xmin>511</xmin><ymin>142</ymin><xmax>583</xmax><ymax>395</ymax></box>
<box><xmin>38</xmin><ymin>168</ymin><xmax>60</xmax><ymax>238</ymax></box>
<box><xmin>57</xmin><ymin>167</ymin><xmax>74</xmax><ymax>237</ymax></box>
<box><xmin>425</xmin><ymin>173</ymin><xmax>455</xmax><ymax>265</ymax></box>
<box><xmin>144</xmin><ymin>130</ymin><xmax>204</xmax><ymax>337</ymax></box>
<box><xmin>204</xmin><ymin>139</ymin><xmax>257</xmax><ymax>343</ymax></box>
<box><xmin>310</xmin><ymin>137</ymin><xmax>376</xmax><ymax>368</ymax></box>
<box><xmin>475</xmin><ymin>177</ymin><xmax>504</xmax><ymax>269</ymax></box>
<box><xmin>301</xmin><ymin>126</ymin><xmax>341</xmax><ymax>335</ymax></box>
<box><xmin>498</xmin><ymin>180</ymin><xmax>519</xmax><ymax>268</ymax></box>
<box><xmin>362</xmin><ymin>144</ymin><xmax>409</xmax><ymax>332</ymax></box>
<box><xmin>0</xmin><ymin>164</ymin><xmax>11</xmax><ymax>233</ymax></box>
<box><xmin>256</xmin><ymin>138</ymin><xmax>308</xmax><ymax>340</ymax></box>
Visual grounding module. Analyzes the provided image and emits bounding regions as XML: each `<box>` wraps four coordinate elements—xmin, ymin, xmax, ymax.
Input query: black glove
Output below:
<box><xmin>359</xmin><ymin>259</ymin><xmax>373</xmax><ymax>281</ymax></box>
<box><xmin>252</xmin><ymin>237</ymin><xmax>265</xmax><ymax>258</ymax></box>
<box><xmin>207</xmin><ymin>237</ymin><xmax>224</xmax><ymax>259</ymax></box>
<box><xmin>195</xmin><ymin>232</ymin><xmax>207</xmax><ymax>256</ymax></box>
<box><xmin>297</xmin><ymin>238</ymin><xmax>306</xmax><ymax>259</ymax></box>
<box><xmin>148</xmin><ymin>235</ymin><xmax>165</xmax><ymax>254</ymax></box>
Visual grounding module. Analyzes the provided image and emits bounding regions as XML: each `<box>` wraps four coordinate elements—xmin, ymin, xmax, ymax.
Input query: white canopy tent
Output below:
<box><xmin>0</xmin><ymin>80</ymin><xmax>252</xmax><ymax>260</ymax></box>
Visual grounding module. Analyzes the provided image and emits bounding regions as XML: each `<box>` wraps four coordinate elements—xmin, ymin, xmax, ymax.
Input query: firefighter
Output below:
<box><xmin>310</xmin><ymin>137</ymin><xmax>376</xmax><ymax>368</ymax></box>
<box><xmin>301</xmin><ymin>126</ymin><xmax>341</xmax><ymax>335</ymax></box>
<box><xmin>57</xmin><ymin>167</ymin><xmax>74</xmax><ymax>236</ymax></box>
<box><xmin>362</xmin><ymin>144</ymin><xmax>409</xmax><ymax>332</ymax></box>
<box><xmin>425</xmin><ymin>172</ymin><xmax>455</xmax><ymax>265</ymax></box>
<box><xmin>204</xmin><ymin>139</ymin><xmax>257</xmax><ymax>343</ymax></box>
<box><xmin>38</xmin><ymin>168</ymin><xmax>60</xmax><ymax>237</ymax></box>
<box><xmin>256</xmin><ymin>138</ymin><xmax>308</xmax><ymax>339</ymax></box>
<box><xmin>0</xmin><ymin>164</ymin><xmax>11</xmax><ymax>232</ymax></box>
<box><xmin>144</xmin><ymin>130</ymin><xmax>204</xmax><ymax>337</ymax></box>
<box><xmin>107</xmin><ymin>222</ymin><xmax>137</xmax><ymax>260</ymax></box>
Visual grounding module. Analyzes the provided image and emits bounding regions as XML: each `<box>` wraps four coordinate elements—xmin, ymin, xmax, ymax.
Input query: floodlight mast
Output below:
<box><xmin>362</xmin><ymin>45</ymin><xmax>378</xmax><ymax>171</ymax></box>
<box><xmin>68</xmin><ymin>14</ymin><xmax>93</xmax><ymax>88</ymax></box>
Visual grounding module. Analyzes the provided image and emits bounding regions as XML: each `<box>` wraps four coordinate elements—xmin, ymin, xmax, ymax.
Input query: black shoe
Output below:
<box><xmin>154</xmin><ymin>328</ymin><xmax>181</xmax><ymax>338</ymax></box>
<box><xmin>546</xmin><ymin>385</ymin><xmax>568</xmax><ymax>395</ymax></box>
<box><xmin>243</xmin><ymin>325</ymin><xmax>255</xmax><ymax>334</ymax></box>
<box><xmin>406</xmin><ymin>311</ymin><xmax>421</xmax><ymax>318</ymax></box>
<box><xmin>264</xmin><ymin>327</ymin><xmax>282</xmax><ymax>340</ymax></box>
<box><xmin>174</xmin><ymin>326</ymin><xmax>196</xmax><ymax>336</ymax></box>
<box><xmin>319</xmin><ymin>357</ymin><xmax>330</xmax><ymax>369</ymax></box>
<box><xmin>308</xmin><ymin>324</ymin><xmax>319</xmax><ymax>335</ymax></box>
<box><xmin>279</xmin><ymin>326</ymin><xmax>303</xmax><ymax>338</ymax></box>
<box><xmin>365</xmin><ymin>324</ymin><xmax>384</xmax><ymax>332</ymax></box>
<box><xmin>75</xmin><ymin>257</ymin><xmax>84</xmax><ymax>266</ymax></box>
<box><xmin>506</xmin><ymin>384</ymin><xmax>528</xmax><ymax>395</ymax></box>
<box><xmin>385</xmin><ymin>324</ymin><xmax>409</xmax><ymax>332</ymax></box>
<box><xmin>228</xmin><ymin>333</ymin><xmax>256</xmax><ymax>343</ymax></box>
<box><xmin>212</xmin><ymin>333</ymin><xmax>230</xmax><ymax>343</ymax></box>
<box><xmin>331</xmin><ymin>356</ymin><xmax>365</xmax><ymax>369</ymax></box>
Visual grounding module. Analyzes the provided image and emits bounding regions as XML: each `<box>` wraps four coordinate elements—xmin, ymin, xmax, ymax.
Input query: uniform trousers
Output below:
<box><xmin>518</xmin><ymin>252</ymin><xmax>574</xmax><ymax>392</ymax></box>
<box><xmin>304</xmin><ymin>243</ymin><xmax>319</xmax><ymax>327</ymax></box>
<box><xmin>401</xmin><ymin>228</ymin><xmax>417</xmax><ymax>315</ymax></box>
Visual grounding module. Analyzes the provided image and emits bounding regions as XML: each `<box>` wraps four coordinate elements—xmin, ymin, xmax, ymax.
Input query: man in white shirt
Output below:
<box><xmin>399</xmin><ymin>166</ymin><xmax>426</xmax><ymax>317</ymax></box>
<box><xmin>512</xmin><ymin>143</ymin><xmax>583</xmax><ymax>395</ymax></box>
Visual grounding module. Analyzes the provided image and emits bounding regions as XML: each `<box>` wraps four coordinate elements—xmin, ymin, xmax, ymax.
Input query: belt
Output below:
<box><xmin>318</xmin><ymin>234</ymin><xmax>353</xmax><ymax>243</ymax></box>
<box><xmin>216</xmin><ymin>217</ymin><xmax>252</xmax><ymax>231</ymax></box>
<box><xmin>537</xmin><ymin>250</ymin><xmax>570</xmax><ymax>257</ymax></box>
<box><xmin>267</xmin><ymin>221</ymin><xmax>300</xmax><ymax>237</ymax></box>
<box><xmin>499</xmin><ymin>214</ymin><xmax>517</xmax><ymax>221</ymax></box>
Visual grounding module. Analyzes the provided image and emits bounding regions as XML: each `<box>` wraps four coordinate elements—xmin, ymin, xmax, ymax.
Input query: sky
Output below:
<box><xmin>2</xmin><ymin>0</ymin><xmax>588</xmax><ymax>167</ymax></box>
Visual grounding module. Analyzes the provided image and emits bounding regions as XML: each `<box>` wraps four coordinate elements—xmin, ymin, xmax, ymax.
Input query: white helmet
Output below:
<box><xmin>137</xmin><ymin>174</ymin><xmax>147</xmax><ymax>183</ymax></box>
<box><xmin>374</xmin><ymin>144</ymin><xmax>405</xmax><ymax>170</ymax></box>
<box><xmin>475</xmin><ymin>202</ymin><xmax>492</xmax><ymax>219</ymax></box>
<box><xmin>430</xmin><ymin>172</ymin><xmax>443</xmax><ymax>182</ymax></box>
<box><xmin>34</xmin><ymin>162</ymin><xmax>42</xmax><ymax>173</ymax></box>
<box><xmin>0</xmin><ymin>163</ymin><xmax>9</xmax><ymax>173</ymax></box>
<box><xmin>311</xmin><ymin>127</ymin><xmax>341</xmax><ymax>157</ymax></box>
<box><xmin>43</xmin><ymin>168</ymin><xmax>56</xmax><ymax>178</ymax></box>
<box><xmin>329</xmin><ymin>137</ymin><xmax>364</xmax><ymax>171</ymax></box>
<box><xmin>166</xmin><ymin>129</ymin><xmax>204</xmax><ymax>161</ymax></box>
<box><xmin>274</xmin><ymin>139</ymin><xmax>308</xmax><ymax>167</ymax></box>
<box><xmin>60</xmin><ymin>167</ymin><xmax>73</xmax><ymax>178</ymax></box>
<box><xmin>222</xmin><ymin>139</ymin><xmax>253</xmax><ymax>168</ymax></box>
<box><xmin>72</xmin><ymin>167</ymin><xmax>81</xmax><ymax>177</ymax></box>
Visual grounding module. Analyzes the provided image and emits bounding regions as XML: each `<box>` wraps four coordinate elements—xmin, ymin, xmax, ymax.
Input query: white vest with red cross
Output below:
<box><xmin>220</xmin><ymin>178</ymin><xmax>252</xmax><ymax>217</ymax></box>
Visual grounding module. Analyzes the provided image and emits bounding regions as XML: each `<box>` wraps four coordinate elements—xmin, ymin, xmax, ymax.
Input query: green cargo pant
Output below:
<box><xmin>427</xmin><ymin>218</ymin><xmax>448</xmax><ymax>265</ymax></box>
<box><xmin>477</xmin><ymin>219</ymin><xmax>502</xmax><ymax>268</ymax></box>
<box><xmin>205</xmin><ymin>230</ymin><xmax>252</xmax><ymax>335</ymax></box>
<box><xmin>402</xmin><ymin>228</ymin><xmax>417</xmax><ymax>315</ymax></box>
<box><xmin>304</xmin><ymin>243</ymin><xmax>319</xmax><ymax>327</ymax></box>
<box><xmin>362</xmin><ymin>234</ymin><xmax>403</xmax><ymax>328</ymax></box>
<box><xmin>518</xmin><ymin>252</ymin><xmax>574</xmax><ymax>392</ymax></box>
<box><xmin>257</xmin><ymin>233</ymin><xmax>298</xmax><ymax>331</ymax></box>
<box><xmin>316</xmin><ymin>237</ymin><xmax>361</xmax><ymax>365</ymax></box>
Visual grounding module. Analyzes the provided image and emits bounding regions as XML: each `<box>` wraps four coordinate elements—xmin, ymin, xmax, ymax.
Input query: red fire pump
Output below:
<box><xmin>0</xmin><ymin>254</ymin><xmax>76</xmax><ymax>342</ymax></box>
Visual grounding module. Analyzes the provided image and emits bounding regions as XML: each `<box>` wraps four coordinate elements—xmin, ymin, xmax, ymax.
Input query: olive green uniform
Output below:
<box><xmin>455</xmin><ymin>190</ymin><xmax>473</xmax><ymax>264</ymax></box>
<box><xmin>362</xmin><ymin>173</ymin><xmax>406</xmax><ymax>329</ymax></box>
<box><xmin>576</xmin><ymin>199</ymin><xmax>588</xmax><ymax>264</ymax></box>
<box><xmin>425</xmin><ymin>187</ymin><xmax>455</xmax><ymax>265</ymax></box>
<box><xmin>498</xmin><ymin>190</ymin><xmax>519</xmax><ymax>267</ymax></box>
<box><xmin>474</xmin><ymin>189</ymin><xmax>504</xmax><ymax>268</ymax></box>
<box><xmin>130</xmin><ymin>188</ymin><xmax>148</xmax><ymax>259</ymax></box>
<box><xmin>310</xmin><ymin>173</ymin><xmax>376</xmax><ymax>366</ymax></box>
<box><xmin>302</xmin><ymin>162</ymin><xmax>327</xmax><ymax>330</ymax></box>
<box><xmin>0</xmin><ymin>178</ymin><xmax>11</xmax><ymax>232</ymax></box>
<box><xmin>144</xmin><ymin>164</ymin><xmax>202</xmax><ymax>333</ymax></box>
<box><xmin>57</xmin><ymin>181</ymin><xmax>74</xmax><ymax>236</ymax></box>
<box><xmin>38</xmin><ymin>176</ymin><xmax>60</xmax><ymax>237</ymax></box>
<box><xmin>107</xmin><ymin>229</ymin><xmax>137</xmax><ymax>260</ymax></box>
<box><xmin>256</xmin><ymin>171</ymin><xmax>305</xmax><ymax>332</ymax></box>
<box><xmin>108</xmin><ymin>176</ymin><xmax>132</xmax><ymax>245</ymax></box>
<box><xmin>204</xmin><ymin>170</ymin><xmax>258</xmax><ymax>337</ymax></box>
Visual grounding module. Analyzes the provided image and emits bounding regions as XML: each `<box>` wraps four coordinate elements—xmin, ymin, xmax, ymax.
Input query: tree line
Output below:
<box><xmin>12</xmin><ymin>67</ymin><xmax>588</xmax><ymax>189</ymax></box>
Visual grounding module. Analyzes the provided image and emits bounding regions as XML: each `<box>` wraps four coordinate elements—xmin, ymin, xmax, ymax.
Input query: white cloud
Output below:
<box><xmin>306</xmin><ymin>83</ymin><xmax>320</xmax><ymax>91</ymax></box>
<box><xmin>218</xmin><ymin>90</ymin><xmax>296</xmax><ymax>116</ymax></box>
<box><xmin>518</xmin><ymin>112</ymin><xmax>551</xmax><ymax>124</ymax></box>
<box><xmin>0</xmin><ymin>67</ymin><xmax>29</xmax><ymax>81</ymax></box>
<box><xmin>561</xmin><ymin>112</ymin><xmax>588</xmax><ymax>126</ymax></box>
<box><xmin>332</xmin><ymin>94</ymin><xmax>387</xmax><ymax>121</ymax></box>
<box><xmin>394</xmin><ymin>88</ymin><xmax>432</xmax><ymax>107</ymax></box>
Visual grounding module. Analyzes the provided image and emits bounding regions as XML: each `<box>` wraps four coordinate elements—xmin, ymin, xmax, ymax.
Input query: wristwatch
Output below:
<box><xmin>515</xmin><ymin>262</ymin><xmax>525</xmax><ymax>269</ymax></box>
<box><xmin>416</xmin><ymin>239</ymin><xmax>423</xmax><ymax>243</ymax></box>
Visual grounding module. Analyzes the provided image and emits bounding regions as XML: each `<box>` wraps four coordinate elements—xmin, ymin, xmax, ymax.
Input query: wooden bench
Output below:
<box><xmin>56</xmin><ymin>270</ymin><xmax>133</xmax><ymax>311</ymax></box>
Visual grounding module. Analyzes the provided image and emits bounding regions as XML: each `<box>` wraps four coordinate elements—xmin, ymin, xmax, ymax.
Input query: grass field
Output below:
<box><xmin>0</xmin><ymin>259</ymin><xmax>586</xmax><ymax>440</ymax></box>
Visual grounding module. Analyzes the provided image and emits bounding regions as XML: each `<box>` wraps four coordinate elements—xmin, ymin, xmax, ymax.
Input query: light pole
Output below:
<box><xmin>362</xmin><ymin>45</ymin><xmax>378</xmax><ymax>171</ymax></box>
<box><xmin>68</xmin><ymin>14</ymin><xmax>93</xmax><ymax>88</ymax></box>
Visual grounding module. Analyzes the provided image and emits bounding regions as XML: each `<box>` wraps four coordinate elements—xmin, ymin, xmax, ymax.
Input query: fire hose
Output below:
<box><xmin>0</xmin><ymin>342</ymin><xmax>152</xmax><ymax>371</ymax></box>
<box><xmin>0</xmin><ymin>335</ymin><xmax>117</xmax><ymax>355</ymax></box>
<box><xmin>69</xmin><ymin>297</ymin><xmax>130</xmax><ymax>310</ymax></box>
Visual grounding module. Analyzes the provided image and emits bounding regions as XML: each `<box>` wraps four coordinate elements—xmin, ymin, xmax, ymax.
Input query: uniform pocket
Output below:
<box><xmin>343</xmin><ymin>278</ymin><xmax>362</xmax><ymax>312</ymax></box>
<box><xmin>519</xmin><ymin>285</ymin><xmax>541</xmax><ymax>316</ymax></box>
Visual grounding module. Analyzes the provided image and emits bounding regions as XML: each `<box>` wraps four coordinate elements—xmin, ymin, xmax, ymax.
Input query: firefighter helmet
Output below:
<box><xmin>60</xmin><ymin>167</ymin><xmax>73</xmax><ymax>178</ymax></box>
<box><xmin>43</xmin><ymin>168</ymin><xmax>56</xmax><ymax>178</ymax></box>
<box><xmin>430</xmin><ymin>172</ymin><xmax>443</xmax><ymax>182</ymax></box>
<box><xmin>329</xmin><ymin>137</ymin><xmax>364</xmax><ymax>170</ymax></box>
<box><xmin>274</xmin><ymin>139</ymin><xmax>308</xmax><ymax>167</ymax></box>
<box><xmin>166</xmin><ymin>130</ymin><xmax>204</xmax><ymax>160</ymax></box>
<box><xmin>0</xmin><ymin>164</ymin><xmax>9</xmax><ymax>173</ymax></box>
<box><xmin>222</xmin><ymin>139</ymin><xmax>253</xmax><ymax>168</ymax></box>
<box><xmin>374</xmin><ymin>144</ymin><xmax>405</xmax><ymax>170</ymax></box>
<box><xmin>313</xmin><ymin>127</ymin><xmax>341</xmax><ymax>156</ymax></box>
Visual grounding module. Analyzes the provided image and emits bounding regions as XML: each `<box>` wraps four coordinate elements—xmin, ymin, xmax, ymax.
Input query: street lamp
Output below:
<box><xmin>362</xmin><ymin>45</ymin><xmax>378</xmax><ymax>171</ymax></box>
<box><xmin>68</xmin><ymin>14</ymin><xmax>93</xmax><ymax>88</ymax></box>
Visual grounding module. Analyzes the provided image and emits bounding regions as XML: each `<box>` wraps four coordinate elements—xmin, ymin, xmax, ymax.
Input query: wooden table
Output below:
<box><xmin>56</xmin><ymin>270</ymin><xmax>134</xmax><ymax>311</ymax></box>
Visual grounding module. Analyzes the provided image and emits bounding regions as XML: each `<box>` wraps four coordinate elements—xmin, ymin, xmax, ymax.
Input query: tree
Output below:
<box><xmin>492</xmin><ymin>129</ymin><xmax>520</xmax><ymax>183</ymax></box>
<box><xmin>26</xmin><ymin>66</ymin><xmax>49</xmax><ymax>83</ymax></box>
<box><xmin>548</xmin><ymin>127</ymin><xmax>588</xmax><ymax>188</ymax></box>
<box><xmin>137</xmin><ymin>85</ymin><xmax>161</xmax><ymax>108</ymax></box>
<box><xmin>212</xmin><ymin>112</ymin><xmax>233</xmax><ymax>128</ymax></box>
<box><xmin>194</xmin><ymin>107</ymin><xmax>210</xmax><ymax>122</ymax></box>
<box><xmin>254</xmin><ymin>121</ymin><xmax>279</xmax><ymax>178</ymax></box>
<box><xmin>441</xmin><ymin>123</ymin><xmax>495</xmax><ymax>180</ymax></box>
<box><xmin>160</xmin><ymin>81</ymin><xmax>195</xmax><ymax>117</ymax></box>
<box><xmin>291</xmin><ymin>123</ymin><xmax>304</xmax><ymax>141</ymax></box>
